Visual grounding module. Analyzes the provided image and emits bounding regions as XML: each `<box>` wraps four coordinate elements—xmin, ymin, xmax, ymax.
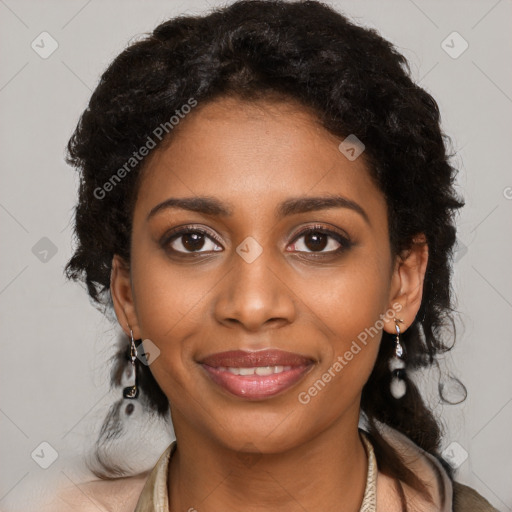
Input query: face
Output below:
<box><xmin>111</xmin><ymin>96</ymin><xmax>425</xmax><ymax>454</ymax></box>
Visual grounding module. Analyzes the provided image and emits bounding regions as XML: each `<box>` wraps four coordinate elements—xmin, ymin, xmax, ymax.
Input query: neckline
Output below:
<box><xmin>136</xmin><ymin>431</ymin><xmax>377</xmax><ymax>512</ymax></box>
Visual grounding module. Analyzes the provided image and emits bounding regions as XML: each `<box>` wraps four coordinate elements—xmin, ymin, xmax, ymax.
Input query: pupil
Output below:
<box><xmin>183</xmin><ymin>233</ymin><xmax>205</xmax><ymax>251</ymax></box>
<box><xmin>305</xmin><ymin>232</ymin><xmax>327</xmax><ymax>251</ymax></box>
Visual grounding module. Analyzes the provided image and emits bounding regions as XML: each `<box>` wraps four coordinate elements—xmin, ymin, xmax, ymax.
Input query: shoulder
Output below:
<box><xmin>453</xmin><ymin>482</ymin><xmax>499</xmax><ymax>512</ymax></box>
<box><xmin>37</xmin><ymin>443</ymin><xmax>177</xmax><ymax>512</ymax></box>
<box><xmin>373</xmin><ymin>425</ymin><xmax>453</xmax><ymax>510</ymax></box>
<box><xmin>39</xmin><ymin>472</ymin><xmax>150</xmax><ymax>512</ymax></box>
<box><xmin>371</xmin><ymin>424</ymin><xmax>498</xmax><ymax>512</ymax></box>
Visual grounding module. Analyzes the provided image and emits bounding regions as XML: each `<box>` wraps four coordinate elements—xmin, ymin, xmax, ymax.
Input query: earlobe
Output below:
<box><xmin>110</xmin><ymin>254</ymin><xmax>140</xmax><ymax>338</ymax></box>
<box><xmin>384</xmin><ymin>234</ymin><xmax>429</xmax><ymax>334</ymax></box>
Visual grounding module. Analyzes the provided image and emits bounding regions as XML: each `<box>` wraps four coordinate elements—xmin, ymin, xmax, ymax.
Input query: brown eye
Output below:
<box><xmin>163</xmin><ymin>228</ymin><xmax>223</xmax><ymax>254</ymax></box>
<box><xmin>182</xmin><ymin>232</ymin><xmax>206</xmax><ymax>251</ymax></box>
<box><xmin>289</xmin><ymin>228</ymin><xmax>346</xmax><ymax>254</ymax></box>
<box><xmin>303</xmin><ymin>232</ymin><xmax>329</xmax><ymax>251</ymax></box>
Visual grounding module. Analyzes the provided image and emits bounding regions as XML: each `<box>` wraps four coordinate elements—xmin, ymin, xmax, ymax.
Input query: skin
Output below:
<box><xmin>110</xmin><ymin>96</ymin><xmax>429</xmax><ymax>512</ymax></box>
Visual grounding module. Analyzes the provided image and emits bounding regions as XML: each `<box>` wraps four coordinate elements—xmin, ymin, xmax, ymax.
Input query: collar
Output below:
<box><xmin>133</xmin><ymin>427</ymin><xmax>451</xmax><ymax>512</ymax></box>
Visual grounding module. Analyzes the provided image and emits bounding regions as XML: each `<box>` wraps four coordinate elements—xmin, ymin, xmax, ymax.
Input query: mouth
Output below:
<box><xmin>198</xmin><ymin>349</ymin><xmax>315</xmax><ymax>400</ymax></box>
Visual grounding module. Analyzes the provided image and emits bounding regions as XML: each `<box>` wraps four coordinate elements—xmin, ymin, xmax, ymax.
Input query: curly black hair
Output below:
<box><xmin>64</xmin><ymin>0</ymin><xmax>465</xmax><ymax>506</ymax></box>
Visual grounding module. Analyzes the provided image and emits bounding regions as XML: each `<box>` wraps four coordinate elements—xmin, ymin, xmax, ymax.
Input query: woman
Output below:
<box><xmin>60</xmin><ymin>0</ymin><xmax>497</xmax><ymax>510</ymax></box>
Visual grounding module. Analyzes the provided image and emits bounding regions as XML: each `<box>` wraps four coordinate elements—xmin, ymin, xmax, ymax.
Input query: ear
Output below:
<box><xmin>110</xmin><ymin>254</ymin><xmax>141</xmax><ymax>339</ymax></box>
<box><xmin>383</xmin><ymin>234</ymin><xmax>429</xmax><ymax>334</ymax></box>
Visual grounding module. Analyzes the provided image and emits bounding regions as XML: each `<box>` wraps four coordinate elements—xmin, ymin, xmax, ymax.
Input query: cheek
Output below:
<box><xmin>300</xmin><ymin>257</ymin><xmax>391</xmax><ymax>347</ymax></box>
<box><xmin>131</xmin><ymin>240</ymin><xmax>212</xmax><ymax>336</ymax></box>
<box><xmin>130</xmin><ymin>247</ymin><xmax>213</xmax><ymax>394</ymax></box>
<box><xmin>290</xmin><ymin>279</ymin><xmax>387</xmax><ymax>443</ymax></box>
<box><xmin>294</xmin><ymin>257</ymin><xmax>391</xmax><ymax>399</ymax></box>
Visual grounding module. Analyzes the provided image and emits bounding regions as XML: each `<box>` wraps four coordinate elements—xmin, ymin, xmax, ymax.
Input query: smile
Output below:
<box><xmin>198</xmin><ymin>349</ymin><xmax>315</xmax><ymax>400</ymax></box>
<box><xmin>215</xmin><ymin>365</ymin><xmax>293</xmax><ymax>375</ymax></box>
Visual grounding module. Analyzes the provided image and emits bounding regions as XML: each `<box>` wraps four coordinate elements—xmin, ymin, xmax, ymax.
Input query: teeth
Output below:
<box><xmin>255</xmin><ymin>366</ymin><xmax>274</xmax><ymax>376</ymax></box>
<box><xmin>216</xmin><ymin>365</ymin><xmax>293</xmax><ymax>375</ymax></box>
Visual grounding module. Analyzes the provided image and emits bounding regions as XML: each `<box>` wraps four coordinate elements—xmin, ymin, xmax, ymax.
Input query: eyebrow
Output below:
<box><xmin>147</xmin><ymin>194</ymin><xmax>370</xmax><ymax>225</ymax></box>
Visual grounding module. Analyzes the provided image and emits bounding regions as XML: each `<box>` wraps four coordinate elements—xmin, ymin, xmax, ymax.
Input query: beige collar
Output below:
<box><xmin>375</xmin><ymin>424</ymin><xmax>453</xmax><ymax>511</ymax></box>
<box><xmin>134</xmin><ymin>427</ymin><xmax>452</xmax><ymax>512</ymax></box>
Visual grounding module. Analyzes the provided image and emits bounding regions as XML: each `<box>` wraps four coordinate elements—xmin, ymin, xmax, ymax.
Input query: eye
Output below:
<box><xmin>161</xmin><ymin>224</ymin><xmax>352</xmax><ymax>258</ymax></box>
<box><xmin>288</xmin><ymin>226</ymin><xmax>350</xmax><ymax>255</ymax></box>
<box><xmin>162</xmin><ymin>226</ymin><xmax>223</xmax><ymax>254</ymax></box>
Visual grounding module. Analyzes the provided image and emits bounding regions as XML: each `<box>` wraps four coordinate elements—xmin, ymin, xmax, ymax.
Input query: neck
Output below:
<box><xmin>168</xmin><ymin>403</ymin><xmax>368</xmax><ymax>512</ymax></box>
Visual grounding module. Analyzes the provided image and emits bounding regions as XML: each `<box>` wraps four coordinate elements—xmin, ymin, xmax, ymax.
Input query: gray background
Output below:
<box><xmin>0</xmin><ymin>0</ymin><xmax>511</xmax><ymax>510</ymax></box>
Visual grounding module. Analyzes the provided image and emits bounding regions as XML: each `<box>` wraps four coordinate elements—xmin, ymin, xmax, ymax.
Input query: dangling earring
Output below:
<box><xmin>123</xmin><ymin>329</ymin><xmax>139</xmax><ymax>399</ymax></box>
<box><xmin>389</xmin><ymin>318</ymin><xmax>406</xmax><ymax>399</ymax></box>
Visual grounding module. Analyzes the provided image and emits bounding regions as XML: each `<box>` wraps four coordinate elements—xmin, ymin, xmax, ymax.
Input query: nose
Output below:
<box><xmin>213</xmin><ymin>247</ymin><xmax>296</xmax><ymax>332</ymax></box>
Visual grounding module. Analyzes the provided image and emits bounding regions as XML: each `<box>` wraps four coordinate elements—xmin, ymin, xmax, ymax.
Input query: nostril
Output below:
<box><xmin>125</xmin><ymin>403</ymin><xmax>135</xmax><ymax>416</ymax></box>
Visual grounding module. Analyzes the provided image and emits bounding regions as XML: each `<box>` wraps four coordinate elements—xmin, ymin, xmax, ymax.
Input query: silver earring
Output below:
<box><xmin>123</xmin><ymin>329</ymin><xmax>139</xmax><ymax>399</ymax></box>
<box><xmin>389</xmin><ymin>318</ymin><xmax>406</xmax><ymax>399</ymax></box>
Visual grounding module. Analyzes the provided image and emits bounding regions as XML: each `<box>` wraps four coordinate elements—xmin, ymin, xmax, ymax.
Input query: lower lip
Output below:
<box><xmin>200</xmin><ymin>364</ymin><xmax>313</xmax><ymax>400</ymax></box>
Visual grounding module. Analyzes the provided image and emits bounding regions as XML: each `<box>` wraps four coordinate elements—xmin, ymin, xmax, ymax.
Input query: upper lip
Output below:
<box><xmin>199</xmin><ymin>349</ymin><xmax>314</xmax><ymax>368</ymax></box>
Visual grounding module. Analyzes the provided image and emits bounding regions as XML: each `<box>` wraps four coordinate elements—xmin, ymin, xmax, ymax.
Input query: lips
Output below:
<box><xmin>198</xmin><ymin>349</ymin><xmax>315</xmax><ymax>400</ymax></box>
<box><xmin>199</xmin><ymin>349</ymin><xmax>313</xmax><ymax>368</ymax></box>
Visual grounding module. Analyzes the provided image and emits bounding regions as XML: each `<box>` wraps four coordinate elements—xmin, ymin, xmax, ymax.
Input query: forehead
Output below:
<box><xmin>134</xmin><ymin>96</ymin><xmax>385</xmax><ymax>224</ymax></box>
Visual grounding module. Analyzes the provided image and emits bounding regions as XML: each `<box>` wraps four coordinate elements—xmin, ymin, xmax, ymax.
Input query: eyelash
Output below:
<box><xmin>160</xmin><ymin>224</ymin><xmax>352</xmax><ymax>259</ymax></box>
